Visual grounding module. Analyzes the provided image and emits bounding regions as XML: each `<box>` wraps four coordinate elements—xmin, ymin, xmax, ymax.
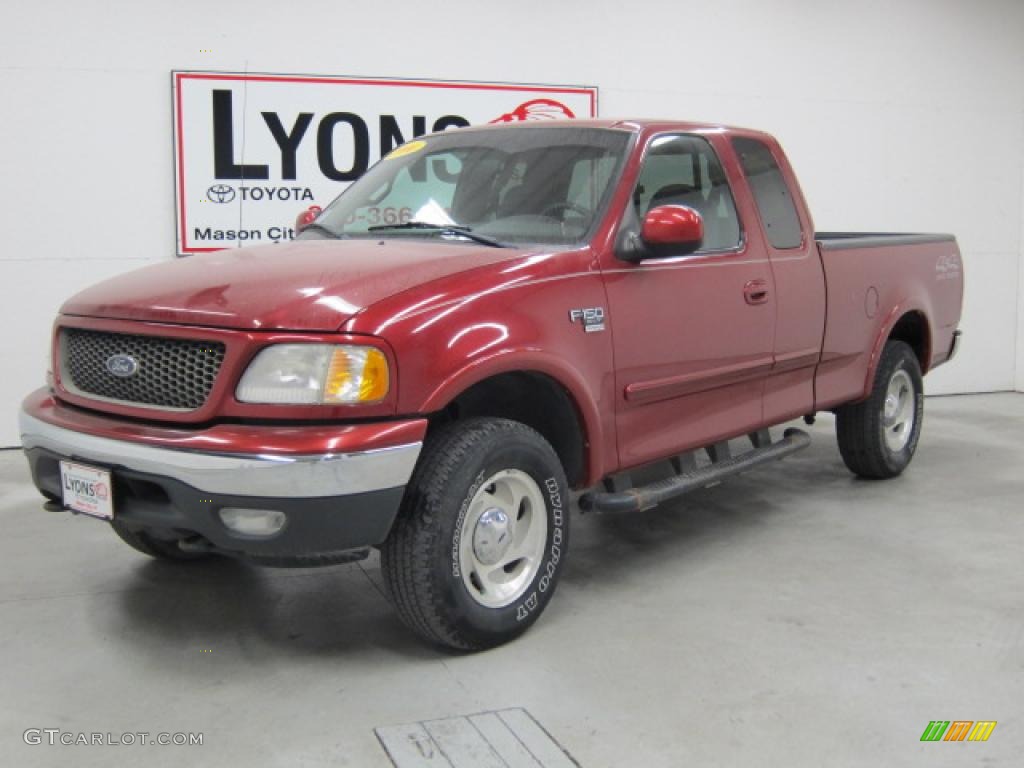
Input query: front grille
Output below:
<box><xmin>60</xmin><ymin>328</ymin><xmax>226</xmax><ymax>411</ymax></box>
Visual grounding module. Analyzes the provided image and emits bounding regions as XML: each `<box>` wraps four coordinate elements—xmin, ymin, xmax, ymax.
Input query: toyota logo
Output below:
<box><xmin>105</xmin><ymin>354</ymin><xmax>139</xmax><ymax>378</ymax></box>
<box><xmin>207</xmin><ymin>184</ymin><xmax>236</xmax><ymax>204</ymax></box>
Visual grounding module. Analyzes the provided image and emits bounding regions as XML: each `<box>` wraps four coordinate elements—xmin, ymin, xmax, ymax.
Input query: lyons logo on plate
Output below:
<box><xmin>105</xmin><ymin>354</ymin><xmax>139</xmax><ymax>378</ymax></box>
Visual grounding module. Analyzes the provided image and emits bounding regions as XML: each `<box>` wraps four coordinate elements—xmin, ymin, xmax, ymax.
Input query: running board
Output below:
<box><xmin>579</xmin><ymin>428</ymin><xmax>811</xmax><ymax>514</ymax></box>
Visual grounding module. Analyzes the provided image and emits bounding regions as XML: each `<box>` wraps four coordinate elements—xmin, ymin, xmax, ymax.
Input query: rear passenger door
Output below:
<box><xmin>601</xmin><ymin>133</ymin><xmax>776</xmax><ymax>469</ymax></box>
<box><xmin>731</xmin><ymin>136</ymin><xmax>825</xmax><ymax>424</ymax></box>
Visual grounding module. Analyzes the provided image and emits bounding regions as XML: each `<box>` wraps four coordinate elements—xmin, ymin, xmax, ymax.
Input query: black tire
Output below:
<box><xmin>110</xmin><ymin>519</ymin><xmax>210</xmax><ymax>561</ymax></box>
<box><xmin>836</xmin><ymin>340</ymin><xmax>924</xmax><ymax>479</ymax></box>
<box><xmin>381</xmin><ymin>418</ymin><xmax>570</xmax><ymax>651</ymax></box>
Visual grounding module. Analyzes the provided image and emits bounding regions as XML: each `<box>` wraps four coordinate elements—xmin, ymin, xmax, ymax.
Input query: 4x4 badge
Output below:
<box><xmin>568</xmin><ymin>307</ymin><xmax>606</xmax><ymax>333</ymax></box>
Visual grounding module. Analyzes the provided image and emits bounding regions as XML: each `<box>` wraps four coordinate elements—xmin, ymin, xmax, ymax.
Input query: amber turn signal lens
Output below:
<box><xmin>323</xmin><ymin>346</ymin><xmax>390</xmax><ymax>404</ymax></box>
<box><xmin>236</xmin><ymin>344</ymin><xmax>390</xmax><ymax>405</ymax></box>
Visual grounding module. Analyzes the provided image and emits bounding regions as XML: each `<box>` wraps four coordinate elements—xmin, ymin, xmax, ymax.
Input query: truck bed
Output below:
<box><xmin>813</xmin><ymin>231</ymin><xmax>963</xmax><ymax>410</ymax></box>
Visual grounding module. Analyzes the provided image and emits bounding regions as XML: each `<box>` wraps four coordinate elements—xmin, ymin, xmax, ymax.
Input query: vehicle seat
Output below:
<box><xmin>648</xmin><ymin>183</ymin><xmax>701</xmax><ymax>213</ymax></box>
<box><xmin>700</xmin><ymin>188</ymin><xmax>740</xmax><ymax>250</ymax></box>
<box><xmin>497</xmin><ymin>159</ymin><xmax>566</xmax><ymax>217</ymax></box>
<box><xmin>498</xmin><ymin>184</ymin><xmax>536</xmax><ymax>217</ymax></box>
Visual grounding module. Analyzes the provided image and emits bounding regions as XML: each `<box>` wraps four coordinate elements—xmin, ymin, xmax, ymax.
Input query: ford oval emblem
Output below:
<box><xmin>105</xmin><ymin>354</ymin><xmax>139</xmax><ymax>378</ymax></box>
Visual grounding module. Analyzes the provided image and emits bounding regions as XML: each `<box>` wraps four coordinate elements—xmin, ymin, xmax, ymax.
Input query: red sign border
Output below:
<box><xmin>172</xmin><ymin>71</ymin><xmax>600</xmax><ymax>256</ymax></box>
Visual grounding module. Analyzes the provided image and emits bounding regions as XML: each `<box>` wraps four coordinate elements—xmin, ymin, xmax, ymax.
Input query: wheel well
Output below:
<box><xmin>434</xmin><ymin>372</ymin><xmax>587</xmax><ymax>487</ymax></box>
<box><xmin>888</xmin><ymin>311</ymin><xmax>930</xmax><ymax>371</ymax></box>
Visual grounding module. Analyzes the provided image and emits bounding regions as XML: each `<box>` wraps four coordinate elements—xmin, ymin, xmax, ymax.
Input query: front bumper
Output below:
<box><xmin>19</xmin><ymin>391</ymin><xmax>426</xmax><ymax>563</ymax></box>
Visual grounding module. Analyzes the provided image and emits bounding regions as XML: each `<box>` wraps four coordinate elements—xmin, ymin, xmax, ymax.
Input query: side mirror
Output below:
<box><xmin>295</xmin><ymin>205</ymin><xmax>323</xmax><ymax>233</ymax></box>
<box><xmin>639</xmin><ymin>205</ymin><xmax>703</xmax><ymax>258</ymax></box>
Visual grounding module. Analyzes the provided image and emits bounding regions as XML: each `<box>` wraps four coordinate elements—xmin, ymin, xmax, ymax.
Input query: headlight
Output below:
<box><xmin>236</xmin><ymin>344</ymin><xmax>389</xmax><ymax>405</ymax></box>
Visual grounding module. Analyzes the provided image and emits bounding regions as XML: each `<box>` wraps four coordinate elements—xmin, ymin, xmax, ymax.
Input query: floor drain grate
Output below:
<box><xmin>375</xmin><ymin>707</ymin><xmax>579</xmax><ymax>767</ymax></box>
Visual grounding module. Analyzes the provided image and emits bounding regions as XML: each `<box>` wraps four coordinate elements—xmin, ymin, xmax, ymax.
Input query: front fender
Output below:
<box><xmin>420</xmin><ymin>349</ymin><xmax>607</xmax><ymax>484</ymax></box>
<box><xmin>346</xmin><ymin>249</ymin><xmax>617</xmax><ymax>484</ymax></box>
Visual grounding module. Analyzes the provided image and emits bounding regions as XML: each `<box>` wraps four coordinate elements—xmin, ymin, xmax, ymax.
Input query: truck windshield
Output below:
<box><xmin>304</xmin><ymin>126</ymin><xmax>631</xmax><ymax>248</ymax></box>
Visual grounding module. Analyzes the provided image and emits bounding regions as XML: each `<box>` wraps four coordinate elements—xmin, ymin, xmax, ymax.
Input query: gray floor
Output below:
<box><xmin>1</xmin><ymin>393</ymin><xmax>1021</xmax><ymax>767</ymax></box>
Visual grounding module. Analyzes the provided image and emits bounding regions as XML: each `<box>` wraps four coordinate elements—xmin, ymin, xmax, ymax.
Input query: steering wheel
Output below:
<box><xmin>540</xmin><ymin>202</ymin><xmax>592</xmax><ymax>221</ymax></box>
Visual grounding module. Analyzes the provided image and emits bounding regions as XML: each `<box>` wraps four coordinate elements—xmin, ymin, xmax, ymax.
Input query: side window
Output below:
<box><xmin>634</xmin><ymin>135</ymin><xmax>741</xmax><ymax>251</ymax></box>
<box><xmin>732</xmin><ymin>137</ymin><xmax>803</xmax><ymax>249</ymax></box>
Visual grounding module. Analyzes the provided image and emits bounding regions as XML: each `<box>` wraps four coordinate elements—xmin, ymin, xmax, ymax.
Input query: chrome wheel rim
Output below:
<box><xmin>882</xmin><ymin>369</ymin><xmax>915</xmax><ymax>452</ymax></box>
<box><xmin>459</xmin><ymin>469</ymin><xmax>548</xmax><ymax>609</ymax></box>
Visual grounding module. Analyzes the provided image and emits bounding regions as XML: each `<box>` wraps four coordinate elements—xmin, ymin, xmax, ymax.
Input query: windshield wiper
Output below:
<box><xmin>298</xmin><ymin>222</ymin><xmax>343</xmax><ymax>239</ymax></box>
<box><xmin>367</xmin><ymin>221</ymin><xmax>505</xmax><ymax>248</ymax></box>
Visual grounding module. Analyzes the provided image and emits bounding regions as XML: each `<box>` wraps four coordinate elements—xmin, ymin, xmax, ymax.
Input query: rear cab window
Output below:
<box><xmin>731</xmin><ymin>137</ymin><xmax>803</xmax><ymax>249</ymax></box>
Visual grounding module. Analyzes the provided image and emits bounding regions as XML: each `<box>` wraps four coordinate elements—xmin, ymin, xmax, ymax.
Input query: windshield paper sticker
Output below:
<box><xmin>386</xmin><ymin>139</ymin><xmax>428</xmax><ymax>160</ymax></box>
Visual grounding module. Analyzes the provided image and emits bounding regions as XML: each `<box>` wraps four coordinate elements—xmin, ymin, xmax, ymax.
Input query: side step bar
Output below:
<box><xmin>579</xmin><ymin>428</ymin><xmax>811</xmax><ymax>514</ymax></box>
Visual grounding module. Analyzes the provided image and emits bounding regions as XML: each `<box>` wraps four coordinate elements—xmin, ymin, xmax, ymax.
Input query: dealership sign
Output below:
<box><xmin>172</xmin><ymin>71</ymin><xmax>598</xmax><ymax>255</ymax></box>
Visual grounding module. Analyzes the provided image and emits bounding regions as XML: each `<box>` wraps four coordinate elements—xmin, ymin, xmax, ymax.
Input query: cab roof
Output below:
<box><xmin>454</xmin><ymin>118</ymin><xmax>774</xmax><ymax>141</ymax></box>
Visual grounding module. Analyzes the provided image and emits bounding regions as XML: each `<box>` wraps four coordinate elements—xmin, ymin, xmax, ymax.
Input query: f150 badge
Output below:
<box><xmin>569</xmin><ymin>307</ymin><xmax>606</xmax><ymax>333</ymax></box>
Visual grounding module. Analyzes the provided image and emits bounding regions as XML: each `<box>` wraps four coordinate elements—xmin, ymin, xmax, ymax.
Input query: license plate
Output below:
<box><xmin>59</xmin><ymin>461</ymin><xmax>114</xmax><ymax>520</ymax></box>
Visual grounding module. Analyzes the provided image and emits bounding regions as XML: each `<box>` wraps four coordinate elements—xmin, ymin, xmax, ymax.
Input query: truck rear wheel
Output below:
<box><xmin>111</xmin><ymin>519</ymin><xmax>210</xmax><ymax>561</ymax></box>
<box><xmin>836</xmin><ymin>340</ymin><xmax>924</xmax><ymax>479</ymax></box>
<box><xmin>381</xmin><ymin>418</ymin><xmax>569</xmax><ymax>651</ymax></box>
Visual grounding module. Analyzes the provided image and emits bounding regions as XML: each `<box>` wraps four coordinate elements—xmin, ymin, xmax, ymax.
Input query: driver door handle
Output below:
<box><xmin>744</xmin><ymin>279</ymin><xmax>769</xmax><ymax>305</ymax></box>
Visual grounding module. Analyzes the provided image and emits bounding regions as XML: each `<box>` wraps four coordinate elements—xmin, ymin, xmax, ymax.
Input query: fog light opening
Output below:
<box><xmin>218</xmin><ymin>508</ymin><xmax>287</xmax><ymax>537</ymax></box>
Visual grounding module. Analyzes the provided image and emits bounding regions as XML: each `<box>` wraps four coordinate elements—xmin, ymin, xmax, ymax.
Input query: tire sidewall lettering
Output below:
<box><xmin>516</xmin><ymin>474</ymin><xmax>566</xmax><ymax>621</ymax></box>
<box><xmin>437</xmin><ymin>428</ymin><xmax>570</xmax><ymax>641</ymax></box>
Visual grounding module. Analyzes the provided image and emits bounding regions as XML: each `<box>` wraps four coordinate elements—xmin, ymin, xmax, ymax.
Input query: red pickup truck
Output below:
<box><xmin>20</xmin><ymin>120</ymin><xmax>963</xmax><ymax>650</ymax></box>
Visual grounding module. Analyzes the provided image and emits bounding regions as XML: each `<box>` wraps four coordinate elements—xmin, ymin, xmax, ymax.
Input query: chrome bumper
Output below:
<box><xmin>18</xmin><ymin>410</ymin><xmax>422</xmax><ymax>499</ymax></box>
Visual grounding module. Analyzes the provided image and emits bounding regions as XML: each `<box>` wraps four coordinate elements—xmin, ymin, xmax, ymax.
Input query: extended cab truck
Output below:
<box><xmin>19</xmin><ymin>121</ymin><xmax>963</xmax><ymax>650</ymax></box>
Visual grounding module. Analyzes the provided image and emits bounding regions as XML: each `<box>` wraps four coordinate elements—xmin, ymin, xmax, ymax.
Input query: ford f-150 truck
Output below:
<box><xmin>20</xmin><ymin>120</ymin><xmax>963</xmax><ymax>650</ymax></box>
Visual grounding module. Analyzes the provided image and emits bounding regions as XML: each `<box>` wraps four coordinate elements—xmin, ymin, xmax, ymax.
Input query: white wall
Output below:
<box><xmin>1018</xmin><ymin>151</ymin><xmax>1024</xmax><ymax>392</ymax></box>
<box><xmin>1</xmin><ymin>0</ymin><xmax>1022</xmax><ymax>444</ymax></box>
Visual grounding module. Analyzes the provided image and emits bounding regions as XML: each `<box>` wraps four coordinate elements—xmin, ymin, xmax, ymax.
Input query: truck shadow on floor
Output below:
<box><xmin>108</xmin><ymin>554</ymin><xmax>438</xmax><ymax>665</ymax></box>
<box><xmin>107</xmin><ymin>436</ymin><xmax>864</xmax><ymax>665</ymax></box>
<box><xmin>560</xmin><ymin>432</ymin><xmax>945</xmax><ymax>590</ymax></box>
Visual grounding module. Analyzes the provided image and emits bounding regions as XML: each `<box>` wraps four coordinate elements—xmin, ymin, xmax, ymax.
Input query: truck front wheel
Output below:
<box><xmin>381</xmin><ymin>418</ymin><xmax>569</xmax><ymax>651</ymax></box>
<box><xmin>836</xmin><ymin>340</ymin><xmax>924</xmax><ymax>479</ymax></box>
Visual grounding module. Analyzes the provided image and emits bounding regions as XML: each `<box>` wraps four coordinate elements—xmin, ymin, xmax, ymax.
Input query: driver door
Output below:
<box><xmin>602</xmin><ymin>133</ymin><xmax>776</xmax><ymax>469</ymax></box>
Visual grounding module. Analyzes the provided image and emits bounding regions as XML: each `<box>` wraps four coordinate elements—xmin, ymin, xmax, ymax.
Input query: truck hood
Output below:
<box><xmin>61</xmin><ymin>239</ymin><xmax>525</xmax><ymax>331</ymax></box>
